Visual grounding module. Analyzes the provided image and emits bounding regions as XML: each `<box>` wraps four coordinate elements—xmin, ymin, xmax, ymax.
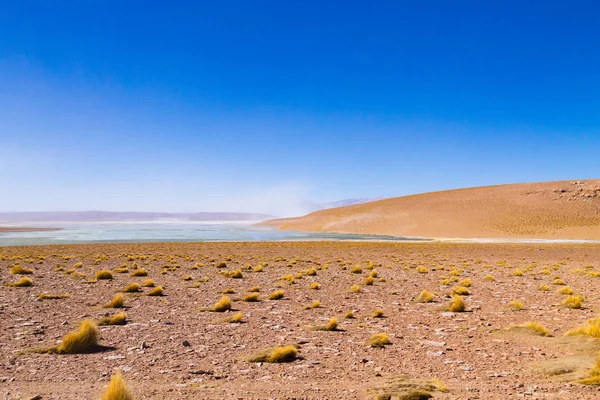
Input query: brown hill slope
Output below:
<box><xmin>262</xmin><ymin>180</ymin><xmax>600</xmax><ymax>239</ymax></box>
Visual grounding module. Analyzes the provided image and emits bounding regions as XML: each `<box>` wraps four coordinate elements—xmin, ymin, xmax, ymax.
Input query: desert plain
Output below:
<box><xmin>3</xmin><ymin>241</ymin><xmax>600</xmax><ymax>399</ymax></box>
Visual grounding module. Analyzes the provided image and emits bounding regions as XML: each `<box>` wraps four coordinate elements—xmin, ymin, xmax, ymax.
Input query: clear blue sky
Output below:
<box><xmin>1</xmin><ymin>1</ymin><xmax>599</xmax><ymax>215</ymax></box>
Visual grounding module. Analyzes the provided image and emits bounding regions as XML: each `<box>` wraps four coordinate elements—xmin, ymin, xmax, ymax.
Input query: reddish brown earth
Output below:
<box><xmin>262</xmin><ymin>180</ymin><xmax>600</xmax><ymax>240</ymax></box>
<box><xmin>2</xmin><ymin>242</ymin><xmax>600</xmax><ymax>399</ymax></box>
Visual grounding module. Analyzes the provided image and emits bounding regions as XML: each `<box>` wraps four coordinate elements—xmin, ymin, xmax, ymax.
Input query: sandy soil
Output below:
<box><xmin>3</xmin><ymin>241</ymin><xmax>600</xmax><ymax>399</ymax></box>
<box><xmin>262</xmin><ymin>180</ymin><xmax>600</xmax><ymax>240</ymax></box>
<box><xmin>0</xmin><ymin>227</ymin><xmax>60</xmax><ymax>232</ymax></box>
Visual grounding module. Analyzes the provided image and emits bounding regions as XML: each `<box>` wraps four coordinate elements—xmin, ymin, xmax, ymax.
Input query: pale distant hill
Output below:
<box><xmin>262</xmin><ymin>180</ymin><xmax>600</xmax><ymax>240</ymax></box>
<box><xmin>0</xmin><ymin>211</ymin><xmax>275</xmax><ymax>223</ymax></box>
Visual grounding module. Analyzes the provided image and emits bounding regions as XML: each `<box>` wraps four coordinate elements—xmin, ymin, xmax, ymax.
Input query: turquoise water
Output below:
<box><xmin>0</xmin><ymin>222</ymin><xmax>418</xmax><ymax>246</ymax></box>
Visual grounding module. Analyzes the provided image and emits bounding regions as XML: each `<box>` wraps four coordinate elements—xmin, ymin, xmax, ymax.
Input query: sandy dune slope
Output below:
<box><xmin>262</xmin><ymin>180</ymin><xmax>600</xmax><ymax>239</ymax></box>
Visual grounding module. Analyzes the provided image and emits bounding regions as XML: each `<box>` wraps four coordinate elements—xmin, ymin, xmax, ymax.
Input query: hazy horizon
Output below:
<box><xmin>2</xmin><ymin>2</ymin><xmax>598</xmax><ymax>215</ymax></box>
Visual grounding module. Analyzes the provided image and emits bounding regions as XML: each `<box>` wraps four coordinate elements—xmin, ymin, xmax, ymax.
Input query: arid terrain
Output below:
<box><xmin>263</xmin><ymin>180</ymin><xmax>600</xmax><ymax>240</ymax></box>
<box><xmin>3</xmin><ymin>241</ymin><xmax>600</xmax><ymax>399</ymax></box>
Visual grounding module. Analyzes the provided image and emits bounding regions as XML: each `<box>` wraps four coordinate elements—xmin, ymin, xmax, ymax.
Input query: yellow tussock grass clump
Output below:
<box><xmin>566</xmin><ymin>317</ymin><xmax>600</xmax><ymax>338</ymax></box>
<box><xmin>229</xmin><ymin>269</ymin><xmax>243</xmax><ymax>278</ymax></box>
<box><xmin>304</xmin><ymin>300</ymin><xmax>320</xmax><ymax>310</ymax></box>
<box><xmin>222</xmin><ymin>288</ymin><xmax>235</xmax><ymax>294</ymax></box>
<box><xmin>539</xmin><ymin>284</ymin><xmax>550</xmax><ymax>291</ymax></box>
<box><xmin>248</xmin><ymin>345</ymin><xmax>298</xmax><ymax>363</ymax></box>
<box><xmin>350</xmin><ymin>265</ymin><xmax>362</xmax><ymax>274</ymax></box>
<box><xmin>10</xmin><ymin>265</ymin><xmax>33</xmax><ymax>275</ymax></box>
<box><xmin>578</xmin><ymin>355</ymin><xmax>600</xmax><ymax>385</ymax></box>
<box><xmin>98</xmin><ymin>312</ymin><xmax>127</xmax><ymax>326</ymax></box>
<box><xmin>373</xmin><ymin>308</ymin><xmax>384</xmax><ymax>318</ymax></box>
<box><xmin>242</xmin><ymin>293</ymin><xmax>260</xmax><ymax>302</ymax></box>
<box><xmin>10</xmin><ymin>277</ymin><xmax>34</xmax><ymax>287</ymax></box>
<box><xmin>416</xmin><ymin>266</ymin><xmax>428</xmax><ymax>273</ymax></box>
<box><xmin>345</xmin><ymin>311</ymin><xmax>354</xmax><ymax>319</ymax></box>
<box><xmin>309</xmin><ymin>282</ymin><xmax>320</xmax><ymax>290</ymax></box>
<box><xmin>484</xmin><ymin>275</ymin><xmax>495</xmax><ymax>282</ymax></box>
<box><xmin>452</xmin><ymin>286</ymin><xmax>469</xmax><ymax>295</ymax></box>
<box><xmin>507</xmin><ymin>300</ymin><xmax>523</xmax><ymax>311</ymax></box>
<box><xmin>416</xmin><ymin>290</ymin><xmax>434</xmax><ymax>303</ymax></box>
<box><xmin>224</xmin><ymin>312</ymin><xmax>243</xmax><ymax>323</ymax></box>
<box><xmin>147</xmin><ymin>286</ymin><xmax>164</xmax><ymax>296</ymax></box>
<box><xmin>57</xmin><ymin>319</ymin><xmax>100</xmax><ymax>354</ymax></box>
<box><xmin>247</xmin><ymin>286</ymin><xmax>260</xmax><ymax>292</ymax></box>
<box><xmin>459</xmin><ymin>279</ymin><xmax>471</xmax><ymax>287</ymax></box>
<box><xmin>517</xmin><ymin>322</ymin><xmax>550</xmax><ymax>336</ymax></box>
<box><xmin>130</xmin><ymin>269</ymin><xmax>147</xmax><ymax>277</ymax></box>
<box><xmin>512</xmin><ymin>269</ymin><xmax>523</xmax><ymax>276</ymax></box>
<box><xmin>213</xmin><ymin>296</ymin><xmax>232</xmax><ymax>312</ymax></box>
<box><xmin>350</xmin><ymin>285</ymin><xmax>361</xmax><ymax>293</ymax></box>
<box><xmin>562</xmin><ymin>295</ymin><xmax>583</xmax><ymax>309</ymax></box>
<box><xmin>367</xmin><ymin>332</ymin><xmax>391</xmax><ymax>348</ymax></box>
<box><xmin>447</xmin><ymin>294</ymin><xmax>465</xmax><ymax>312</ymax></box>
<box><xmin>557</xmin><ymin>286</ymin><xmax>573</xmax><ymax>295</ymax></box>
<box><xmin>38</xmin><ymin>293</ymin><xmax>70</xmax><ymax>300</ymax></box>
<box><xmin>141</xmin><ymin>279</ymin><xmax>155</xmax><ymax>287</ymax></box>
<box><xmin>101</xmin><ymin>371</ymin><xmax>133</xmax><ymax>400</ymax></box>
<box><xmin>104</xmin><ymin>294</ymin><xmax>124</xmax><ymax>308</ymax></box>
<box><xmin>268</xmin><ymin>290</ymin><xmax>285</xmax><ymax>300</ymax></box>
<box><xmin>315</xmin><ymin>317</ymin><xmax>339</xmax><ymax>331</ymax></box>
<box><xmin>364</xmin><ymin>276</ymin><xmax>374</xmax><ymax>286</ymax></box>
<box><xmin>96</xmin><ymin>270</ymin><xmax>114</xmax><ymax>280</ymax></box>
<box><xmin>121</xmin><ymin>283</ymin><xmax>140</xmax><ymax>293</ymax></box>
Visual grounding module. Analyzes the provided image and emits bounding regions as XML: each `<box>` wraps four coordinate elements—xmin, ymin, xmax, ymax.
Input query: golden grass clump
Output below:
<box><xmin>566</xmin><ymin>317</ymin><xmax>600</xmax><ymax>338</ymax></box>
<box><xmin>98</xmin><ymin>312</ymin><xmax>127</xmax><ymax>326</ymax></box>
<box><xmin>96</xmin><ymin>270</ymin><xmax>114</xmax><ymax>280</ymax></box>
<box><xmin>557</xmin><ymin>286</ymin><xmax>573</xmax><ymax>295</ymax></box>
<box><xmin>447</xmin><ymin>294</ymin><xmax>466</xmax><ymax>312</ymax></box>
<box><xmin>459</xmin><ymin>279</ymin><xmax>471</xmax><ymax>287</ymax></box>
<box><xmin>38</xmin><ymin>292</ymin><xmax>70</xmax><ymax>300</ymax></box>
<box><xmin>268</xmin><ymin>290</ymin><xmax>285</xmax><ymax>300</ymax></box>
<box><xmin>104</xmin><ymin>294</ymin><xmax>124</xmax><ymax>308</ymax></box>
<box><xmin>562</xmin><ymin>295</ymin><xmax>583</xmax><ymax>309</ymax></box>
<box><xmin>416</xmin><ymin>266</ymin><xmax>428</xmax><ymax>273</ymax></box>
<box><xmin>141</xmin><ymin>279</ymin><xmax>155</xmax><ymax>287</ymax></box>
<box><xmin>507</xmin><ymin>300</ymin><xmax>523</xmax><ymax>311</ymax></box>
<box><xmin>242</xmin><ymin>293</ymin><xmax>260</xmax><ymax>302</ymax></box>
<box><xmin>345</xmin><ymin>311</ymin><xmax>355</xmax><ymax>319</ymax></box>
<box><xmin>416</xmin><ymin>290</ymin><xmax>434</xmax><ymax>303</ymax></box>
<box><xmin>222</xmin><ymin>288</ymin><xmax>235</xmax><ymax>294</ymax></box>
<box><xmin>579</xmin><ymin>356</ymin><xmax>600</xmax><ymax>385</ymax></box>
<box><xmin>130</xmin><ymin>269</ymin><xmax>147</xmax><ymax>277</ymax></box>
<box><xmin>304</xmin><ymin>300</ymin><xmax>320</xmax><ymax>310</ymax></box>
<box><xmin>484</xmin><ymin>275</ymin><xmax>495</xmax><ymax>282</ymax></box>
<box><xmin>309</xmin><ymin>282</ymin><xmax>320</xmax><ymax>290</ymax></box>
<box><xmin>213</xmin><ymin>296</ymin><xmax>232</xmax><ymax>312</ymax></box>
<box><xmin>10</xmin><ymin>277</ymin><xmax>34</xmax><ymax>287</ymax></box>
<box><xmin>350</xmin><ymin>265</ymin><xmax>363</xmax><ymax>274</ymax></box>
<box><xmin>229</xmin><ymin>269</ymin><xmax>243</xmax><ymax>279</ymax></box>
<box><xmin>452</xmin><ymin>286</ymin><xmax>470</xmax><ymax>296</ymax></box>
<box><xmin>367</xmin><ymin>332</ymin><xmax>391</xmax><ymax>348</ymax></box>
<box><xmin>121</xmin><ymin>283</ymin><xmax>141</xmax><ymax>293</ymax></box>
<box><xmin>517</xmin><ymin>321</ymin><xmax>550</xmax><ymax>336</ymax></box>
<box><xmin>315</xmin><ymin>317</ymin><xmax>339</xmax><ymax>331</ymax></box>
<box><xmin>224</xmin><ymin>312</ymin><xmax>243</xmax><ymax>323</ymax></box>
<box><xmin>147</xmin><ymin>286</ymin><xmax>164</xmax><ymax>296</ymax></box>
<box><xmin>373</xmin><ymin>308</ymin><xmax>384</xmax><ymax>318</ymax></box>
<box><xmin>247</xmin><ymin>286</ymin><xmax>260</xmax><ymax>292</ymax></box>
<box><xmin>101</xmin><ymin>371</ymin><xmax>133</xmax><ymax>400</ymax></box>
<box><xmin>56</xmin><ymin>319</ymin><xmax>100</xmax><ymax>354</ymax></box>
<box><xmin>248</xmin><ymin>345</ymin><xmax>298</xmax><ymax>363</ymax></box>
<box><xmin>539</xmin><ymin>284</ymin><xmax>550</xmax><ymax>291</ymax></box>
<box><xmin>512</xmin><ymin>269</ymin><xmax>524</xmax><ymax>276</ymax></box>
<box><xmin>350</xmin><ymin>284</ymin><xmax>361</xmax><ymax>293</ymax></box>
<box><xmin>10</xmin><ymin>265</ymin><xmax>33</xmax><ymax>275</ymax></box>
<box><xmin>253</xmin><ymin>265</ymin><xmax>263</xmax><ymax>272</ymax></box>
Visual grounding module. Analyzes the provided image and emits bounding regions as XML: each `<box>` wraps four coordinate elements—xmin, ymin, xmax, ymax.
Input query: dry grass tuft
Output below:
<box><xmin>310</xmin><ymin>282</ymin><xmax>320</xmax><ymax>290</ymax></box>
<box><xmin>373</xmin><ymin>308</ymin><xmax>384</xmax><ymax>318</ymax></box>
<box><xmin>96</xmin><ymin>270</ymin><xmax>114</xmax><ymax>280</ymax></box>
<box><xmin>268</xmin><ymin>290</ymin><xmax>285</xmax><ymax>300</ymax></box>
<box><xmin>350</xmin><ymin>265</ymin><xmax>363</xmax><ymax>274</ymax></box>
<box><xmin>130</xmin><ymin>269</ymin><xmax>147</xmax><ymax>277</ymax></box>
<box><xmin>98</xmin><ymin>312</ymin><xmax>127</xmax><ymax>326</ymax></box>
<box><xmin>147</xmin><ymin>286</ymin><xmax>164</xmax><ymax>296</ymax></box>
<box><xmin>507</xmin><ymin>300</ymin><xmax>524</xmax><ymax>311</ymax></box>
<box><xmin>367</xmin><ymin>332</ymin><xmax>391</xmax><ymax>348</ymax></box>
<box><xmin>213</xmin><ymin>296</ymin><xmax>232</xmax><ymax>312</ymax></box>
<box><xmin>416</xmin><ymin>290</ymin><xmax>434</xmax><ymax>303</ymax></box>
<box><xmin>248</xmin><ymin>345</ymin><xmax>298</xmax><ymax>363</ymax></box>
<box><xmin>56</xmin><ymin>319</ymin><xmax>100</xmax><ymax>354</ymax></box>
<box><xmin>557</xmin><ymin>286</ymin><xmax>574</xmax><ymax>295</ymax></box>
<box><xmin>345</xmin><ymin>311</ymin><xmax>355</xmax><ymax>319</ymax></box>
<box><xmin>447</xmin><ymin>294</ymin><xmax>465</xmax><ymax>312</ymax></box>
<box><xmin>364</xmin><ymin>276</ymin><xmax>375</xmax><ymax>286</ymax></box>
<box><xmin>224</xmin><ymin>312</ymin><xmax>243</xmax><ymax>323</ymax></box>
<box><xmin>242</xmin><ymin>293</ymin><xmax>260</xmax><ymax>302</ymax></box>
<box><xmin>10</xmin><ymin>265</ymin><xmax>33</xmax><ymax>275</ymax></box>
<box><xmin>517</xmin><ymin>321</ymin><xmax>551</xmax><ymax>336</ymax></box>
<box><xmin>10</xmin><ymin>277</ymin><xmax>34</xmax><ymax>287</ymax></box>
<box><xmin>562</xmin><ymin>295</ymin><xmax>583</xmax><ymax>309</ymax></box>
<box><xmin>452</xmin><ymin>286</ymin><xmax>469</xmax><ymax>295</ymax></box>
<box><xmin>351</xmin><ymin>285</ymin><xmax>361</xmax><ymax>293</ymax></box>
<box><xmin>484</xmin><ymin>275</ymin><xmax>495</xmax><ymax>282</ymax></box>
<box><xmin>38</xmin><ymin>292</ymin><xmax>70</xmax><ymax>300</ymax></box>
<box><xmin>141</xmin><ymin>279</ymin><xmax>155</xmax><ymax>287</ymax></box>
<box><xmin>247</xmin><ymin>286</ymin><xmax>260</xmax><ymax>292</ymax></box>
<box><xmin>315</xmin><ymin>317</ymin><xmax>339</xmax><ymax>331</ymax></box>
<box><xmin>538</xmin><ymin>284</ymin><xmax>550</xmax><ymax>291</ymax></box>
<box><xmin>104</xmin><ymin>294</ymin><xmax>124</xmax><ymax>308</ymax></box>
<box><xmin>121</xmin><ymin>283</ymin><xmax>140</xmax><ymax>293</ymax></box>
<box><xmin>565</xmin><ymin>318</ymin><xmax>600</xmax><ymax>338</ymax></box>
<box><xmin>101</xmin><ymin>371</ymin><xmax>133</xmax><ymax>400</ymax></box>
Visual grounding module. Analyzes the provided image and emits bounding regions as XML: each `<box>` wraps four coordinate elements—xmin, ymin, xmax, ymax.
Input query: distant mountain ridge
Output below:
<box><xmin>0</xmin><ymin>211</ymin><xmax>275</xmax><ymax>223</ymax></box>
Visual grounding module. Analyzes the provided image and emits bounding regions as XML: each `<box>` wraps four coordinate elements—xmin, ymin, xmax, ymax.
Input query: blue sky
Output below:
<box><xmin>1</xmin><ymin>1</ymin><xmax>599</xmax><ymax>215</ymax></box>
